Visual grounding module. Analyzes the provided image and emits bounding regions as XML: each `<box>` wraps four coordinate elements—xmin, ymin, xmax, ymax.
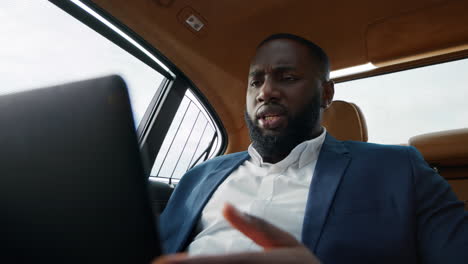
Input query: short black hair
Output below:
<box><xmin>257</xmin><ymin>33</ymin><xmax>330</xmax><ymax>80</ymax></box>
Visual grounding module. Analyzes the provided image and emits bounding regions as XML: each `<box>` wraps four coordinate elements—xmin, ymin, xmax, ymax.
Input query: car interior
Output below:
<box><xmin>77</xmin><ymin>0</ymin><xmax>467</xmax><ymax>211</ymax></box>
<box><xmin>2</xmin><ymin>0</ymin><xmax>468</xmax><ymax>244</ymax></box>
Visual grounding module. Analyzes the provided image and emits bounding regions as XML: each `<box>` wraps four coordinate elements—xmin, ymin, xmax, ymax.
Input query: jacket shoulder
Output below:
<box><xmin>342</xmin><ymin>140</ymin><xmax>417</xmax><ymax>158</ymax></box>
<box><xmin>186</xmin><ymin>151</ymin><xmax>249</xmax><ymax>174</ymax></box>
<box><xmin>172</xmin><ymin>151</ymin><xmax>249</xmax><ymax>191</ymax></box>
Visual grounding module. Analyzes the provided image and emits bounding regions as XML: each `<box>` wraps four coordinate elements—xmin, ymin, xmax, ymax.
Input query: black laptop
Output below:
<box><xmin>0</xmin><ymin>76</ymin><xmax>162</xmax><ymax>263</ymax></box>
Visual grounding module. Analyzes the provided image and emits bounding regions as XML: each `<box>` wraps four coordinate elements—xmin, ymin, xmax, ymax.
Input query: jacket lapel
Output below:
<box><xmin>175</xmin><ymin>152</ymin><xmax>250</xmax><ymax>252</ymax></box>
<box><xmin>301</xmin><ymin>134</ymin><xmax>351</xmax><ymax>251</ymax></box>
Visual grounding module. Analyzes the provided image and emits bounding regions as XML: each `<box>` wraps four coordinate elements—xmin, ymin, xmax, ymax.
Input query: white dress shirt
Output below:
<box><xmin>187</xmin><ymin>128</ymin><xmax>327</xmax><ymax>255</ymax></box>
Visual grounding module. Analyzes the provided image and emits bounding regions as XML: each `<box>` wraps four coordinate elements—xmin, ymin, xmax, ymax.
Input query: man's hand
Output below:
<box><xmin>153</xmin><ymin>203</ymin><xmax>321</xmax><ymax>264</ymax></box>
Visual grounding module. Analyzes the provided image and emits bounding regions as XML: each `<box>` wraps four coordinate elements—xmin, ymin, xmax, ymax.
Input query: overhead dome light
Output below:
<box><xmin>330</xmin><ymin>63</ymin><xmax>377</xmax><ymax>79</ymax></box>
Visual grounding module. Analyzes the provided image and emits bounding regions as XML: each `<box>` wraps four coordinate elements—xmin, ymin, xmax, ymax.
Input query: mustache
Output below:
<box><xmin>255</xmin><ymin>103</ymin><xmax>287</xmax><ymax>119</ymax></box>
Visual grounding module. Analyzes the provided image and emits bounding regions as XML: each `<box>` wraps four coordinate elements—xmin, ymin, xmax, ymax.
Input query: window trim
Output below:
<box><xmin>137</xmin><ymin>78</ymin><xmax>171</xmax><ymax>141</ymax></box>
<box><xmin>139</xmin><ymin>77</ymin><xmax>187</xmax><ymax>175</ymax></box>
<box><xmin>49</xmin><ymin>0</ymin><xmax>173</xmax><ymax>79</ymax></box>
<box><xmin>333</xmin><ymin>51</ymin><xmax>468</xmax><ymax>83</ymax></box>
<box><xmin>49</xmin><ymin>0</ymin><xmax>227</xmax><ymax>176</ymax></box>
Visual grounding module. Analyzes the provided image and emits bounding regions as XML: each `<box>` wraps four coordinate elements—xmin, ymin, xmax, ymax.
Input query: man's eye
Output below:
<box><xmin>282</xmin><ymin>76</ymin><xmax>298</xmax><ymax>81</ymax></box>
<box><xmin>250</xmin><ymin>80</ymin><xmax>261</xmax><ymax>87</ymax></box>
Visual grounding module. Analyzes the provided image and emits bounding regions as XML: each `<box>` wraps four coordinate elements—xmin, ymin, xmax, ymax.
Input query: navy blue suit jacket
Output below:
<box><xmin>160</xmin><ymin>134</ymin><xmax>468</xmax><ymax>263</ymax></box>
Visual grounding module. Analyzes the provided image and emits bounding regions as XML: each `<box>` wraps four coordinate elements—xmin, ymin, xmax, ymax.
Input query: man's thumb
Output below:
<box><xmin>222</xmin><ymin>203</ymin><xmax>301</xmax><ymax>249</ymax></box>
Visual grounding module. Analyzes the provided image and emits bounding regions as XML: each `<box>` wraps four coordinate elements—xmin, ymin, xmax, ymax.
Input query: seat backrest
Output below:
<box><xmin>322</xmin><ymin>100</ymin><xmax>368</xmax><ymax>142</ymax></box>
<box><xmin>148</xmin><ymin>180</ymin><xmax>174</xmax><ymax>215</ymax></box>
<box><xmin>409</xmin><ymin>128</ymin><xmax>468</xmax><ymax>209</ymax></box>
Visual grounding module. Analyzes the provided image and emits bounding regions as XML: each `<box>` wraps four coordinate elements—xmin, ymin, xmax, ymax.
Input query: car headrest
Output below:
<box><xmin>409</xmin><ymin>128</ymin><xmax>468</xmax><ymax>167</ymax></box>
<box><xmin>322</xmin><ymin>100</ymin><xmax>368</xmax><ymax>142</ymax></box>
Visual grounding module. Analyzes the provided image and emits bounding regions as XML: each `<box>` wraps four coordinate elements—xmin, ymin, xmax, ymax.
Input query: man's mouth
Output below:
<box><xmin>258</xmin><ymin>114</ymin><xmax>287</xmax><ymax>129</ymax></box>
<box><xmin>264</xmin><ymin>115</ymin><xmax>279</xmax><ymax>121</ymax></box>
<box><xmin>256</xmin><ymin>104</ymin><xmax>288</xmax><ymax>130</ymax></box>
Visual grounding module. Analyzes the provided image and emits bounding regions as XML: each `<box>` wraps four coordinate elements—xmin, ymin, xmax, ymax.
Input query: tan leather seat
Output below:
<box><xmin>322</xmin><ymin>100</ymin><xmax>368</xmax><ymax>142</ymax></box>
<box><xmin>409</xmin><ymin>128</ymin><xmax>468</xmax><ymax>208</ymax></box>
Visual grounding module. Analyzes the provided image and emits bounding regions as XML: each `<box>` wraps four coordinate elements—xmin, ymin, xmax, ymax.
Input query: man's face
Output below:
<box><xmin>245</xmin><ymin>39</ymin><xmax>326</xmax><ymax>159</ymax></box>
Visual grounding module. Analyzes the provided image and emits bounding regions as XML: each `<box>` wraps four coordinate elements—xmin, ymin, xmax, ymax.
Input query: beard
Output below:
<box><xmin>245</xmin><ymin>95</ymin><xmax>321</xmax><ymax>161</ymax></box>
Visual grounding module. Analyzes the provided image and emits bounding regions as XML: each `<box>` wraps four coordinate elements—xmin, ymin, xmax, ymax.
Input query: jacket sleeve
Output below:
<box><xmin>409</xmin><ymin>146</ymin><xmax>468</xmax><ymax>263</ymax></box>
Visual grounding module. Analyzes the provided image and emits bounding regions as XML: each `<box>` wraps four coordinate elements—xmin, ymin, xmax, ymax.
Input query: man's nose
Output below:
<box><xmin>257</xmin><ymin>79</ymin><xmax>280</xmax><ymax>103</ymax></box>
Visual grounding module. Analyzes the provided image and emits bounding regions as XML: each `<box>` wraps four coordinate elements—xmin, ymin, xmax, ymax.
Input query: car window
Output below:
<box><xmin>1</xmin><ymin>0</ymin><xmax>226</xmax><ymax>178</ymax></box>
<box><xmin>0</xmin><ymin>0</ymin><xmax>165</xmax><ymax>126</ymax></box>
<box><xmin>150</xmin><ymin>89</ymin><xmax>223</xmax><ymax>184</ymax></box>
<box><xmin>334</xmin><ymin>58</ymin><xmax>468</xmax><ymax>144</ymax></box>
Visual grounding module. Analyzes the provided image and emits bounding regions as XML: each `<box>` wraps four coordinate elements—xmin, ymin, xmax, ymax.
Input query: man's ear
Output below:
<box><xmin>321</xmin><ymin>80</ymin><xmax>335</xmax><ymax>108</ymax></box>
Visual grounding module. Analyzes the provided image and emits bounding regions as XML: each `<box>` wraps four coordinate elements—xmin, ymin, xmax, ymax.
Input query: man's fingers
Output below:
<box><xmin>152</xmin><ymin>204</ymin><xmax>320</xmax><ymax>264</ymax></box>
<box><xmin>222</xmin><ymin>203</ymin><xmax>301</xmax><ymax>249</ymax></box>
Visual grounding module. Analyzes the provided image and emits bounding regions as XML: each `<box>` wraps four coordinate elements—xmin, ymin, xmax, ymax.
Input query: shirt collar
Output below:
<box><xmin>248</xmin><ymin>128</ymin><xmax>327</xmax><ymax>169</ymax></box>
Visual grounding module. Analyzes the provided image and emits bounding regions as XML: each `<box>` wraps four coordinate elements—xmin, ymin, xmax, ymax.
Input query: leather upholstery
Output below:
<box><xmin>409</xmin><ymin>128</ymin><xmax>468</xmax><ymax>207</ymax></box>
<box><xmin>409</xmin><ymin>128</ymin><xmax>468</xmax><ymax>167</ymax></box>
<box><xmin>322</xmin><ymin>100</ymin><xmax>368</xmax><ymax>142</ymax></box>
<box><xmin>148</xmin><ymin>180</ymin><xmax>174</xmax><ymax>214</ymax></box>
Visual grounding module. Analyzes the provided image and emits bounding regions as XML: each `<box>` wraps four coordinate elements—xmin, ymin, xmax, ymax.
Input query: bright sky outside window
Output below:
<box><xmin>150</xmin><ymin>89</ymin><xmax>222</xmax><ymax>183</ymax></box>
<box><xmin>0</xmin><ymin>0</ymin><xmax>165</xmax><ymax>125</ymax></box>
<box><xmin>334</xmin><ymin>58</ymin><xmax>468</xmax><ymax>144</ymax></box>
